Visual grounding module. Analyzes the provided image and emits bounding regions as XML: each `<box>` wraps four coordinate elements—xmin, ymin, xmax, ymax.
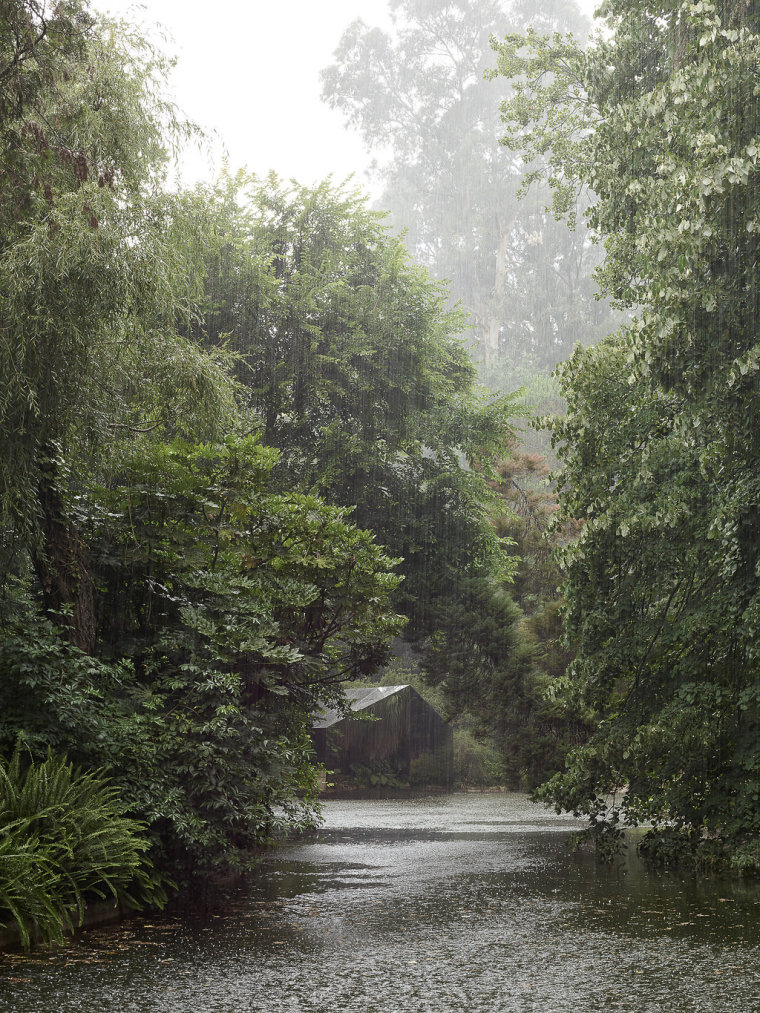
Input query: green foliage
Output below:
<box><xmin>91</xmin><ymin>436</ymin><xmax>404</xmax><ymax>699</ymax></box>
<box><xmin>489</xmin><ymin>23</ymin><xmax>593</xmax><ymax>229</ymax></box>
<box><xmin>0</xmin><ymin>2</ymin><xmax>237</xmax><ymax>655</ymax></box>
<box><xmin>0</xmin><ymin>747</ymin><xmax>163</xmax><ymax>949</ymax></box>
<box><xmin>637</xmin><ymin>826</ymin><xmax>728</xmax><ymax>873</ymax></box>
<box><xmin>0</xmin><ymin>435</ymin><xmax>403</xmax><ymax>875</ymax></box>
<box><xmin>495</xmin><ymin>1</ymin><xmax>760</xmax><ymax>862</ymax></box>
<box><xmin>482</xmin><ymin>366</ymin><xmax>567</xmax><ymax>460</ymax></box>
<box><xmin>0</xmin><ymin>4</ymin><xmax>401</xmax><ymax>894</ymax></box>
<box><xmin>186</xmin><ymin>173</ymin><xmax>526</xmax><ymax>699</ymax></box>
<box><xmin>452</xmin><ymin>728</ymin><xmax>502</xmax><ymax>787</ymax></box>
<box><xmin>348</xmin><ymin>761</ymin><xmax>406</xmax><ymax>789</ymax></box>
<box><xmin>469</xmin><ymin>450</ymin><xmax>593</xmax><ymax>789</ymax></box>
<box><xmin>730</xmin><ymin>839</ymin><xmax>760</xmax><ymax>876</ymax></box>
<box><xmin>0</xmin><ymin>1</ymin><xmax>95</xmax><ymax>128</ymax></box>
<box><xmin>190</xmin><ymin>170</ymin><xmax>519</xmax><ymax>483</ymax></box>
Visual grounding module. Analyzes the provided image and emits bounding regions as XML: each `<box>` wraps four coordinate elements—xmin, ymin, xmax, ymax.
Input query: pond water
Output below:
<box><xmin>2</xmin><ymin>793</ymin><xmax>760</xmax><ymax>1012</ymax></box>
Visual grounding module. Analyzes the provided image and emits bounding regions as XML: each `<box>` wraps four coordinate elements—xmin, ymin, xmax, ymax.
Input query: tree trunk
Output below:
<box><xmin>480</xmin><ymin>316</ymin><xmax>501</xmax><ymax>367</ymax></box>
<box><xmin>480</xmin><ymin>213</ymin><xmax>512</xmax><ymax>365</ymax></box>
<box><xmin>32</xmin><ymin>450</ymin><xmax>96</xmax><ymax>654</ymax></box>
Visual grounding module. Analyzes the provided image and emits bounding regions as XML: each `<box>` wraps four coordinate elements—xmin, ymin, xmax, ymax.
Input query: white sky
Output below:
<box><xmin>97</xmin><ymin>0</ymin><xmax>598</xmax><ymax>195</ymax></box>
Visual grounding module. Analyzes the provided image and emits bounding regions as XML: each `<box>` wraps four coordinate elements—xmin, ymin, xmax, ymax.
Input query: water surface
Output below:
<box><xmin>2</xmin><ymin>793</ymin><xmax>759</xmax><ymax>1012</ymax></box>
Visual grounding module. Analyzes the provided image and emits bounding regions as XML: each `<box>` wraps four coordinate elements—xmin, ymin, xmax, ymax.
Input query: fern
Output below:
<box><xmin>0</xmin><ymin>746</ymin><xmax>171</xmax><ymax>948</ymax></box>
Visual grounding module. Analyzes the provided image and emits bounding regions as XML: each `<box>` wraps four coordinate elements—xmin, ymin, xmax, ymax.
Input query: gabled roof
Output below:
<box><xmin>312</xmin><ymin>685</ymin><xmax>409</xmax><ymax>730</ymax></box>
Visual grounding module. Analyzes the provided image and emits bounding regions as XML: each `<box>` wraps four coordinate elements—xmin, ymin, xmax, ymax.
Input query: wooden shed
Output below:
<box><xmin>311</xmin><ymin>685</ymin><xmax>453</xmax><ymax>788</ymax></box>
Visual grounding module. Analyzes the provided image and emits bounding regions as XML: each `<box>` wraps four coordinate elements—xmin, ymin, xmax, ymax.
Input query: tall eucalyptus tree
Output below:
<box><xmin>321</xmin><ymin>0</ymin><xmax>609</xmax><ymax>375</ymax></box>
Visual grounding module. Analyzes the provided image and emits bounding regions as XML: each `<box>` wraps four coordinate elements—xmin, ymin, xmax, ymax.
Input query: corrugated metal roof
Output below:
<box><xmin>312</xmin><ymin>685</ymin><xmax>410</xmax><ymax>729</ymax></box>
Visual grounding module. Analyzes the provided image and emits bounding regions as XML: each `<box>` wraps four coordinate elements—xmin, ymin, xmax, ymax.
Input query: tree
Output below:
<box><xmin>320</xmin><ymin>0</ymin><xmax>613</xmax><ymax>373</ymax></box>
<box><xmin>0</xmin><ymin>2</ymin><xmax>230</xmax><ymax>651</ymax></box>
<box><xmin>421</xmin><ymin>446</ymin><xmax>592</xmax><ymax>789</ymax></box>
<box><xmin>0</xmin><ymin>6</ymin><xmax>406</xmax><ymax>882</ymax></box>
<box><xmin>489</xmin><ymin>448</ymin><xmax>591</xmax><ymax>786</ymax></box>
<box><xmin>0</xmin><ymin>1</ymin><xmax>94</xmax><ymax>127</ymax></box>
<box><xmin>187</xmin><ymin>172</ymin><xmax>523</xmax><ymax>644</ymax></box>
<box><xmin>493</xmin><ymin>0</ymin><xmax>760</xmax><ymax>867</ymax></box>
<box><xmin>179</xmin><ymin>172</ymin><xmax>554</xmax><ymax>771</ymax></box>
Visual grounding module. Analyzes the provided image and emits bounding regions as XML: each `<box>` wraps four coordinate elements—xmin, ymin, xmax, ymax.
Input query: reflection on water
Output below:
<box><xmin>2</xmin><ymin>794</ymin><xmax>760</xmax><ymax>1012</ymax></box>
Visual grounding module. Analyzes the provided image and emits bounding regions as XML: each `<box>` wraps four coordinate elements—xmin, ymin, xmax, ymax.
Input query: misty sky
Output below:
<box><xmin>98</xmin><ymin>0</ymin><xmax>598</xmax><ymax>193</ymax></box>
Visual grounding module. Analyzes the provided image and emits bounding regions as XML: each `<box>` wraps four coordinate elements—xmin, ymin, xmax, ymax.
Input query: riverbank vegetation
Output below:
<box><xmin>0</xmin><ymin>0</ymin><xmax>526</xmax><ymax>944</ymax></box>
<box><xmin>333</xmin><ymin>0</ymin><xmax>760</xmax><ymax>872</ymax></box>
<box><xmin>492</xmin><ymin>0</ymin><xmax>760</xmax><ymax>871</ymax></box>
<box><xmin>2</xmin><ymin>0</ymin><xmax>759</xmax><ymax>948</ymax></box>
